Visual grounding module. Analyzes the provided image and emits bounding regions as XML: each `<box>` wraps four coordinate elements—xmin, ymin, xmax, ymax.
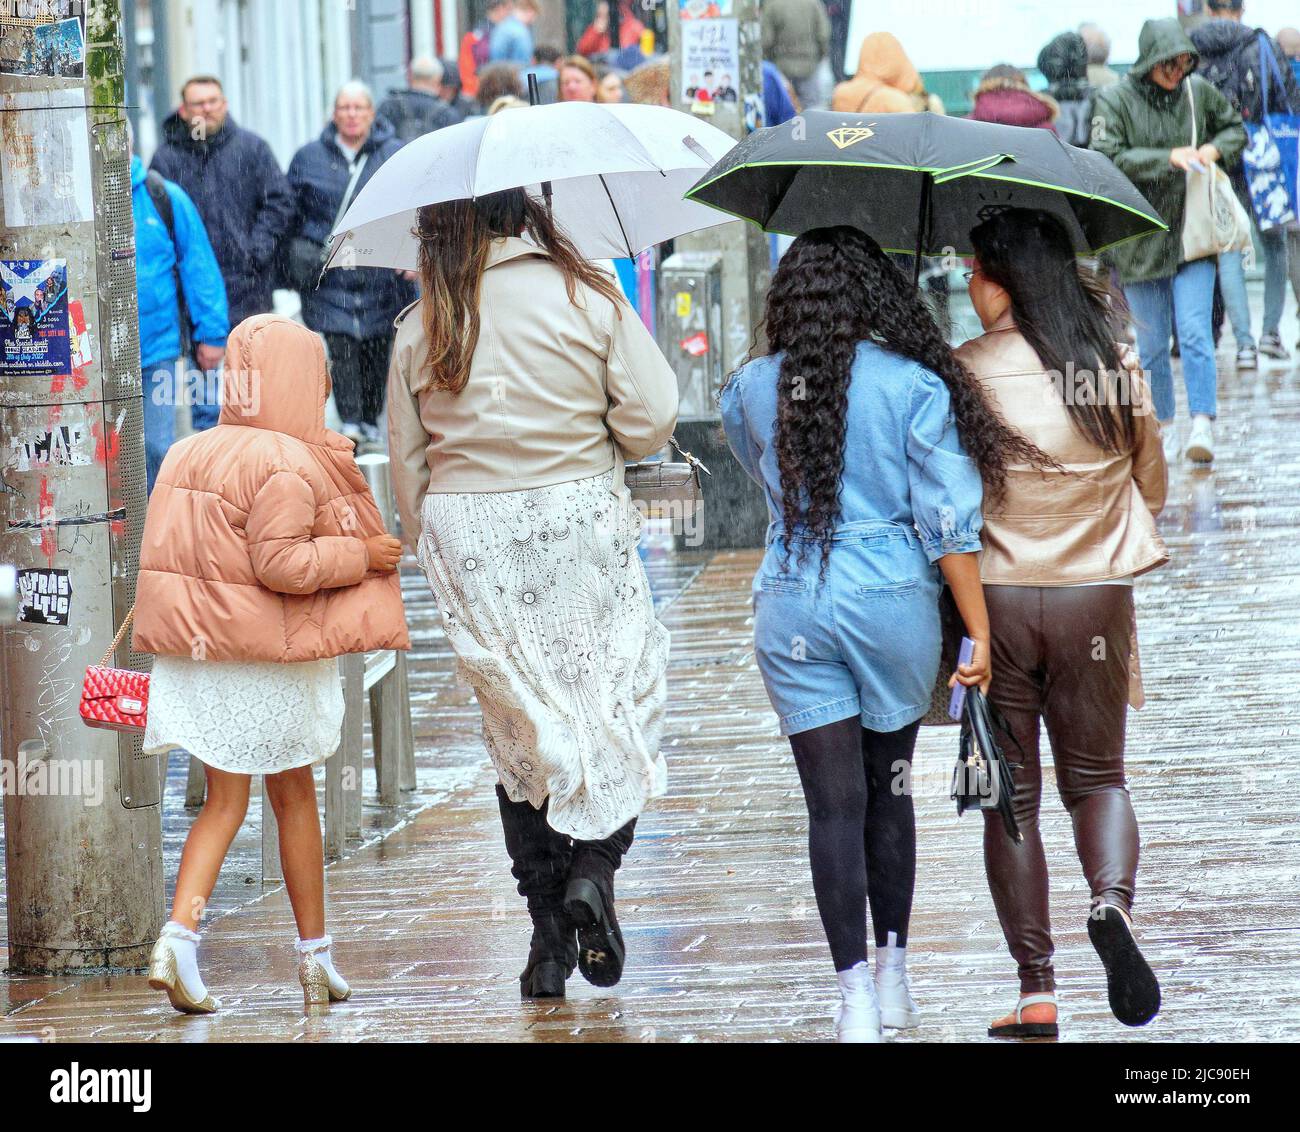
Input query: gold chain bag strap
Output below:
<box><xmin>79</xmin><ymin>605</ymin><xmax>151</xmax><ymax>734</ymax></box>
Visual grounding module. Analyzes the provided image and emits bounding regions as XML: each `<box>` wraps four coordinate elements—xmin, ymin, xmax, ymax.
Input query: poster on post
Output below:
<box><xmin>0</xmin><ymin>88</ymin><xmax>94</xmax><ymax>227</ymax></box>
<box><xmin>0</xmin><ymin>1</ymin><xmax>85</xmax><ymax>78</ymax></box>
<box><xmin>0</xmin><ymin>257</ymin><xmax>71</xmax><ymax>377</ymax></box>
<box><xmin>681</xmin><ymin>19</ymin><xmax>741</xmax><ymax>111</ymax></box>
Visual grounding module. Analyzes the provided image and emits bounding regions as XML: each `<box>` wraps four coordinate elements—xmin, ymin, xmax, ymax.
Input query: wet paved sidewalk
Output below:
<box><xmin>3</xmin><ymin>314</ymin><xmax>1299</xmax><ymax>1042</ymax></box>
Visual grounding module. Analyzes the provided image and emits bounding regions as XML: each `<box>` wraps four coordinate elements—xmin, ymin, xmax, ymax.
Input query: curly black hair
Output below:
<box><xmin>746</xmin><ymin>225</ymin><xmax>1050</xmax><ymax>571</ymax></box>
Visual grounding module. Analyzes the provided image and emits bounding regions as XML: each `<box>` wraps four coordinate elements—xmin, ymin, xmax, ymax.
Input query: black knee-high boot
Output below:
<box><xmin>564</xmin><ymin>817</ymin><xmax>636</xmax><ymax>988</ymax></box>
<box><xmin>496</xmin><ymin>786</ymin><xmax>578</xmax><ymax>998</ymax></box>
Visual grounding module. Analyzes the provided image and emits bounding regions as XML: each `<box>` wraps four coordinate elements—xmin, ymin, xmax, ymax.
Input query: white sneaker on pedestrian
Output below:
<box><xmin>1186</xmin><ymin>415</ymin><xmax>1214</xmax><ymax>464</ymax></box>
<box><xmin>1160</xmin><ymin>421</ymin><xmax>1179</xmax><ymax>465</ymax></box>
<box><xmin>874</xmin><ymin>932</ymin><xmax>920</xmax><ymax>1029</ymax></box>
<box><xmin>1236</xmin><ymin>346</ymin><xmax>1258</xmax><ymax>370</ymax></box>
<box><xmin>1259</xmin><ymin>334</ymin><xmax>1291</xmax><ymax>362</ymax></box>
<box><xmin>835</xmin><ymin>961</ymin><xmax>883</xmax><ymax>1043</ymax></box>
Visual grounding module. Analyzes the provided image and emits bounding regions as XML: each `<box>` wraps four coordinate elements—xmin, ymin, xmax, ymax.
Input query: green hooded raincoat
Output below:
<box><xmin>1091</xmin><ymin>18</ymin><xmax>1245</xmax><ymax>285</ymax></box>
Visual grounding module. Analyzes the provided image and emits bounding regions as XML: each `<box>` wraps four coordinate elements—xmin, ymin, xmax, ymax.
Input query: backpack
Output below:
<box><xmin>143</xmin><ymin>169</ymin><xmax>194</xmax><ymax>357</ymax></box>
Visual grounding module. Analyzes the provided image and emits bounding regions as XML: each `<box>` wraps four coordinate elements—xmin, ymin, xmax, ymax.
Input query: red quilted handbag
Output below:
<box><xmin>80</xmin><ymin>607</ymin><xmax>149</xmax><ymax>734</ymax></box>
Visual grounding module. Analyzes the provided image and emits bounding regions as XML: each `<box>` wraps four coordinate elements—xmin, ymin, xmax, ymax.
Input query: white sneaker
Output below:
<box><xmin>1159</xmin><ymin>421</ymin><xmax>1179</xmax><ymax>464</ymax></box>
<box><xmin>835</xmin><ymin>961</ymin><xmax>883</xmax><ymax>1043</ymax></box>
<box><xmin>874</xmin><ymin>933</ymin><xmax>920</xmax><ymax>1029</ymax></box>
<box><xmin>1185</xmin><ymin>414</ymin><xmax>1214</xmax><ymax>464</ymax></box>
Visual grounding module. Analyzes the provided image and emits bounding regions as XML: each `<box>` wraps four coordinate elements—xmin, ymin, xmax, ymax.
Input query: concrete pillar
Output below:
<box><xmin>1</xmin><ymin>0</ymin><xmax>164</xmax><ymax>973</ymax></box>
<box><xmin>666</xmin><ymin>0</ymin><xmax>769</xmax><ymax>549</ymax></box>
<box><xmin>411</xmin><ymin>0</ymin><xmax>437</xmax><ymax>60</ymax></box>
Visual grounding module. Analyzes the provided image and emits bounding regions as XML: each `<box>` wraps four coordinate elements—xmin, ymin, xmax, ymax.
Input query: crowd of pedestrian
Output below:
<box><xmin>125</xmin><ymin>2</ymin><xmax>1300</xmax><ymax>1043</ymax></box>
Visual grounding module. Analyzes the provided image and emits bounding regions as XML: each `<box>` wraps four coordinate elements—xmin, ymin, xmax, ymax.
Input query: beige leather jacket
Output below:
<box><xmin>387</xmin><ymin>237</ymin><xmax>678</xmax><ymax>542</ymax></box>
<box><xmin>955</xmin><ymin>321</ymin><xmax>1169</xmax><ymax>586</ymax></box>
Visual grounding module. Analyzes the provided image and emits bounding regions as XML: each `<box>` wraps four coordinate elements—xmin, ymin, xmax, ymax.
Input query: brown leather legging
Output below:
<box><xmin>983</xmin><ymin>584</ymin><xmax>1140</xmax><ymax>995</ymax></box>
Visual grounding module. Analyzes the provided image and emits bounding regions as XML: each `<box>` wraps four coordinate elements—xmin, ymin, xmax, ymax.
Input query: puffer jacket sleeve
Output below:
<box><xmin>604</xmin><ymin>298</ymin><xmax>679</xmax><ymax>462</ymax></box>
<box><xmin>246</xmin><ymin>468</ymin><xmax>369</xmax><ymax>594</ymax></box>
<box><xmin>905</xmin><ymin>367</ymin><xmax>985</xmax><ymax>563</ymax></box>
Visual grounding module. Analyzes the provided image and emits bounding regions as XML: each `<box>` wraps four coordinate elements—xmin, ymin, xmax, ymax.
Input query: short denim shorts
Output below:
<box><xmin>751</xmin><ymin>522</ymin><xmax>942</xmax><ymax>736</ymax></box>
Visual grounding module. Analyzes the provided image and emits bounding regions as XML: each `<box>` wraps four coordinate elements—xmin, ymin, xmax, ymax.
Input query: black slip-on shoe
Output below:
<box><xmin>1088</xmin><ymin>904</ymin><xmax>1161</xmax><ymax>1027</ymax></box>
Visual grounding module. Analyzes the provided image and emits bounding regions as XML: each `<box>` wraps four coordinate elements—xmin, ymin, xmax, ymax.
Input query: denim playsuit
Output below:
<box><xmin>720</xmin><ymin>342</ymin><xmax>985</xmax><ymax>736</ymax></box>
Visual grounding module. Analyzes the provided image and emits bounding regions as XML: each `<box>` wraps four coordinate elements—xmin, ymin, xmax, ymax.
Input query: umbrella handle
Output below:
<box><xmin>526</xmin><ymin>73</ymin><xmax>554</xmax><ymax>213</ymax></box>
<box><xmin>913</xmin><ymin>172</ymin><xmax>932</xmax><ymax>291</ymax></box>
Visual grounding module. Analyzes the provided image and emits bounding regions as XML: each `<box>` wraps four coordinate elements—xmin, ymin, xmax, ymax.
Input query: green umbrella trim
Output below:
<box><xmin>685</xmin><ymin>158</ymin><xmax>1168</xmax><ymax>239</ymax></box>
<box><xmin>684</xmin><ymin>190</ymin><xmax>1166</xmax><ymax>259</ymax></box>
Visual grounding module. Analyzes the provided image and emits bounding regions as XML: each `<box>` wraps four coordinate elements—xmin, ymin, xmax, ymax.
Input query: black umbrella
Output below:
<box><xmin>684</xmin><ymin>110</ymin><xmax>1166</xmax><ymax>284</ymax></box>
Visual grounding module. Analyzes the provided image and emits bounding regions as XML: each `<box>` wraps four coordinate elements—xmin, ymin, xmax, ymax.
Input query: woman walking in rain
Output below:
<box><xmin>958</xmin><ymin>208</ymin><xmax>1168</xmax><ymax>1038</ymax></box>
<box><xmin>1090</xmin><ymin>18</ymin><xmax>1244</xmax><ymax>465</ymax></box>
<box><xmin>136</xmin><ymin>316</ymin><xmax>409</xmax><ymax>1013</ymax></box>
<box><xmin>388</xmin><ymin>187</ymin><xmax>678</xmax><ymax>999</ymax></box>
<box><xmin>720</xmin><ymin>227</ymin><xmax>1047</xmax><ymax>1043</ymax></box>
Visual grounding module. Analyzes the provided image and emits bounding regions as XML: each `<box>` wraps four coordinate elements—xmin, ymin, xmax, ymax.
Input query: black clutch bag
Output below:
<box><xmin>951</xmin><ymin>687</ymin><xmax>1024</xmax><ymax>843</ymax></box>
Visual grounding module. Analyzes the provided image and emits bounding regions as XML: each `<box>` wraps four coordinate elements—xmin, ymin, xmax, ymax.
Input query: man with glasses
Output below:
<box><xmin>151</xmin><ymin>75</ymin><xmax>296</xmax><ymax>431</ymax></box>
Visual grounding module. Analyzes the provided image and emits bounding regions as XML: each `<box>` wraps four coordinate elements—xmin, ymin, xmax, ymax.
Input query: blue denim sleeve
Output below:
<box><xmin>905</xmin><ymin>367</ymin><xmax>984</xmax><ymax>563</ymax></box>
<box><xmin>719</xmin><ymin>372</ymin><xmax>762</xmax><ymax>486</ymax></box>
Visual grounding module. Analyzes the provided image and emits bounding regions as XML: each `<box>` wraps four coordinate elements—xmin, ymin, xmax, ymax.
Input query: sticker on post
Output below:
<box><xmin>4</xmin><ymin>421</ymin><xmax>91</xmax><ymax>471</ymax></box>
<box><xmin>0</xmin><ymin>258</ymin><xmax>70</xmax><ymax>377</ymax></box>
<box><xmin>679</xmin><ymin>1</ymin><xmax>734</xmax><ymax>19</ymax></box>
<box><xmin>680</xmin><ymin>331</ymin><xmax>709</xmax><ymax>357</ymax></box>
<box><xmin>17</xmin><ymin>567</ymin><xmax>71</xmax><ymax>625</ymax></box>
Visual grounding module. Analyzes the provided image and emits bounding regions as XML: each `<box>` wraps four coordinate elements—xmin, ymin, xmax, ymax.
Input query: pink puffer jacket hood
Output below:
<box><xmin>132</xmin><ymin>314</ymin><xmax>410</xmax><ymax>663</ymax></box>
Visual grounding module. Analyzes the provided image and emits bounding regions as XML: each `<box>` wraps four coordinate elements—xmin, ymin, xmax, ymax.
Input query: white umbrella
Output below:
<box><xmin>324</xmin><ymin>101</ymin><xmax>739</xmax><ymax>268</ymax></box>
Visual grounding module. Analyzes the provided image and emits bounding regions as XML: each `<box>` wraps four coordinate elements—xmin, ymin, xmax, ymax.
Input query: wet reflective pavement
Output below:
<box><xmin>2</xmin><ymin>308</ymin><xmax>1298</xmax><ymax>1042</ymax></box>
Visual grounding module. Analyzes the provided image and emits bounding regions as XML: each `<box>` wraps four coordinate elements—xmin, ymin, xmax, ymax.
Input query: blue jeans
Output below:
<box><xmin>1220</xmin><ymin>227</ymin><xmax>1290</xmax><ymax>346</ymax></box>
<box><xmin>142</xmin><ymin>362</ymin><xmax>177</xmax><ymax>493</ymax></box>
<box><xmin>1124</xmin><ymin>257</ymin><xmax>1219</xmax><ymax>422</ymax></box>
<box><xmin>1217</xmin><ymin>249</ymin><xmax>1255</xmax><ymax>350</ymax></box>
<box><xmin>1260</xmin><ymin>225</ymin><xmax>1289</xmax><ymax>338</ymax></box>
<box><xmin>190</xmin><ymin>365</ymin><xmax>221</xmax><ymax>432</ymax></box>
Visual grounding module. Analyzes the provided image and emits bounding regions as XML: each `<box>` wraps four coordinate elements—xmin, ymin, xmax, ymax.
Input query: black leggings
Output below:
<box><xmin>790</xmin><ymin>716</ymin><xmax>920</xmax><ymax>972</ymax></box>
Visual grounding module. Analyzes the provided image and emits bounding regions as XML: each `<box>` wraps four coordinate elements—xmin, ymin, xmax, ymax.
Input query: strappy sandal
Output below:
<box><xmin>987</xmin><ymin>992</ymin><xmax>1059</xmax><ymax>1039</ymax></box>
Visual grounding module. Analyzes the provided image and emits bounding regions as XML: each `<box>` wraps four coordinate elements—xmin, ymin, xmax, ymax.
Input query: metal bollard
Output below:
<box><xmin>355</xmin><ymin>451</ymin><xmax>399</xmax><ymax>535</ymax></box>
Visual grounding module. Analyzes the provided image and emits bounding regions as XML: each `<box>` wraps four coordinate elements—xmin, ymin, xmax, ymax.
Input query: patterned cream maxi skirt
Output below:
<box><xmin>417</xmin><ymin>470</ymin><xmax>669</xmax><ymax>840</ymax></box>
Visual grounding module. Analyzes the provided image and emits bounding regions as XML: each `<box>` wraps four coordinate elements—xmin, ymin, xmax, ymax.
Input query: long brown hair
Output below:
<box><xmin>412</xmin><ymin>188</ymin><xmax>625</xmax><ymax>394</ymax></box>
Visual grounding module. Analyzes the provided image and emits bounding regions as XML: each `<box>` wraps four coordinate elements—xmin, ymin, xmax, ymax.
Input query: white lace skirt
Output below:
<box><xmin>143</xmin><ymin>655</ymin><xmax>345</xmax><ymax>775</ymax></box>
<box><xmin>417</xmin><ymin>470</ymin><xmax>669</xmax><ymax>841</ymax></box>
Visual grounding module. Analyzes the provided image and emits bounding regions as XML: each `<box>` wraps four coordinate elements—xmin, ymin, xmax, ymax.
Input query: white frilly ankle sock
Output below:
<box><xmin>296</xmin><ymin>934</ymin><xmax>349</xmax><ymax>997</ymax></box>
<box><xmin>160</xmin><ymin>920</ymin><xmax>209</xmax><ymax>1000</ymax></box>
